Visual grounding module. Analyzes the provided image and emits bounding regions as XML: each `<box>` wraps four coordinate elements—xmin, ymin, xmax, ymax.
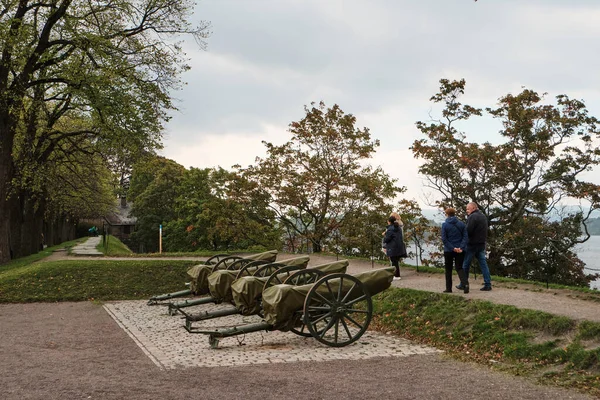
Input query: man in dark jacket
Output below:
<box><xmin>441</xmin><ymin>207</ymin><xmax>469</xmax><ymax>293</ymax></box>
<box><xmin>461</xmin><ymin>202</ymin><xmax>492</xmax><ymax>291</ymax></box>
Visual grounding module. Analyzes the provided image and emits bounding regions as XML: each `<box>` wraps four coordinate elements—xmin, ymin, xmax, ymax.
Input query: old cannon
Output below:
<box><xmin>183</xmin><ymin>259</ymin><xmax>349</xmax><ymax>328</ymax></box>
<box><xmin>147</xmin><ymin>250</ymin><xmax>278</xmax><ymax>305</ymax></box>
<box><xmin>165</xmin><ymin>258</ymin><xmax>275</xmax><ymax>314</ymax></box>
<box><xmin>167</xmin><ymin>255</ymin><xmax>310</xmax><ymax>315</ymax></box>
<box><xmin>186</xmin><ymin>267</ymin><xmax>394</xmax><ymax>348</ymax></box>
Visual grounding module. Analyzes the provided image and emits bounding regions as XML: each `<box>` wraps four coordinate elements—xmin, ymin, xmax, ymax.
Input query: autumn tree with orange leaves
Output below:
<box><xmin>242</xmin><ymin>102</ymin><xmax>401</xmax><ymax>253</ymax></box>
<box><xmin>412</xmin><ymin>79</ymin><xmax>600</xmax><ymax>286</ymax></box>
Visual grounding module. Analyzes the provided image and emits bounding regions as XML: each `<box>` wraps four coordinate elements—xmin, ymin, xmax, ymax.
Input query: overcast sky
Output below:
<box><xmin>159</xmin><ymin>0</ymin><xmax>600</xmax><ymax>209</ymax></box>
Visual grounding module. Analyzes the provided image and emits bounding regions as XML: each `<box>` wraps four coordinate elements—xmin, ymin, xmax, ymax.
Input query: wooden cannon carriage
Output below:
<box><xmin>186</xmin><ymin>267</ymin><xmax>394</xmax><ymax>348</ymax></box>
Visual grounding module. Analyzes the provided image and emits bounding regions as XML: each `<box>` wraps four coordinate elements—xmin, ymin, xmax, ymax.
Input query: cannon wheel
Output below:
<box><xmin>254</xmin><ymin>265</ymin><xmax>306</xmax><ymax>318</ymax></box>
<box><xmin>281</xmin><ymin>270</ymin><xmax>326</xmax><ymax>337</ymax></box>
<box><xmin>210</xmin><ymin>256</ymin><xmax>244</xmax><ymax>272</ymax></box>
<box><xmin>226</xmin><ymin>258</ymin><xmax>269</xmax><ymax>272</ymax></box>
<box><xmin>250</xmin><ymin>263</ymin><xmax>287</xmax><ymax>278</ymax></box>
<box><xmin>235</xmin><ymin>261</ymin><xmax>279</xmax><ymax>279</ymax></box>
<box><xmin>302</xmin><ymin>273</ymin><xmax>372</xmax><ymax>347</ymax></box>
<box><xmin>262</xmin><ymin>265</ymin><xmax>313</xmax><ymax>291</ymax></box>
<box><xmin>283</xmin><ymin>269</ymin><xmax>325</xmax><ymax>286</ymax></box>
<box><xmin>204</xmin><ymin>253</ymin><xmax>232</xmax><ymax>265</ymax></box>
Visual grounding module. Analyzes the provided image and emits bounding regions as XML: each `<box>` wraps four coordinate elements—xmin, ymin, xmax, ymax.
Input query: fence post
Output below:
<box><xmin>159</xmin><ymin>224</ymin><xmax>162</xmax><ymax>254</ymax></box>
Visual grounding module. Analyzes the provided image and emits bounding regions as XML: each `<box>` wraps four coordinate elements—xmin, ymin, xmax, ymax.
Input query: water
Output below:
<box><xmin>575</xmin><ymin>235</ymin><xmax>600</xmax><ymax>290</ymax></box>
<box><xmin>405</xmin><ymin>237</ymin><xmax>600</xmax><ymax>290</ymax></box>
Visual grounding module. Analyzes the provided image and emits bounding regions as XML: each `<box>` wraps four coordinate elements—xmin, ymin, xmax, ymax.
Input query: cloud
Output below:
<box><xmin>160</xmin><ymin>123</ymin><xmax>289</xmax><ymax>171</ymax></box>
<box><xmin>161</xmin><ymin>0</ymin><xmax>600</xmax><ymax>209</ymax></box>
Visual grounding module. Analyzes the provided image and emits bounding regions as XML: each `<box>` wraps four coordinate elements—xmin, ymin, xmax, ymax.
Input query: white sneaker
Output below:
<box><xmin>393</xmin><ymin>276</ymin><xmax>401</xmax><ymax>281</ymax></box>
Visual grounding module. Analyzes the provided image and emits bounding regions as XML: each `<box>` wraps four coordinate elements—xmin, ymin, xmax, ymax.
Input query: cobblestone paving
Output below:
<box><xmin>104</xmin><ymin>299</ymin><xmax>440</xmax><ymax>370</ymax></box>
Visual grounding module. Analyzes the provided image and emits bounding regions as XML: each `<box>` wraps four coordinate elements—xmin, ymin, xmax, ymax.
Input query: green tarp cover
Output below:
<box><xmin>207</xmin><ymin>255</ymin><xmax>310</xmax><ymax>302</ymax></box>
<box><xmin>187</xmin><ymin>250</ymin><xmax>278</xmax><ymax>295</ymax></box>
<box><xmin>236</xmin><ymin>250</ymin><xmax>279</xmax><ymax>262</ymax></box>
<box><xmin>262</xmin><ymin>267</ymin><xmax>394</xmax><ymax>331</ymax></box>
<box><xmin>231</xmin><ymin>259</ymin><xmax>350</xmax><ymax>316</ymax></box>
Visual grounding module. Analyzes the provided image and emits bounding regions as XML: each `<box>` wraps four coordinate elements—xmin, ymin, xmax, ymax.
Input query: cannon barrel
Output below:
<box><xmin>262</xmin><ymin>267</ymin><xmax>393</xmax><ymax>330</ymax></box>
<box><xmin>147</xmin><ymin>289</ymin><xmax>193</xmax><ymax>305</ymax></box>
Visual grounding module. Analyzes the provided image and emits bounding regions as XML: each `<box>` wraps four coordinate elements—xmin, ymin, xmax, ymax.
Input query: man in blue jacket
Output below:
<box><xmin>461</xmin><ymin>202</ymin><xmax>492</xmax><ymax>291</ymax></box>
<box><xmin>441</xmin><ymin>207</ymin><xmax>469</xmax><ymax>293</ymax></box>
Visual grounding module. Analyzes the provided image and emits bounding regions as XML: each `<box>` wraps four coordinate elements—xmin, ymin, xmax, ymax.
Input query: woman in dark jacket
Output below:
<box><xmin>441</xmin><ymin>207</ymin><xmax>469</xmax><ymax>293</ymax></box>
<box><xmin>383</xmin><ymin>216</ymin><xmax>407</xmax><ymax>280</ymax></box>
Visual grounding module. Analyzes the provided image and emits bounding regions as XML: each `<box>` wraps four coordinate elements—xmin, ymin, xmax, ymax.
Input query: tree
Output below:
<box><xmin>129</xmin><ymin>160</ymin><xmax>280</xmax><ymax>253</ymax></box>
<box><xmin>412</xmin><ymin>79</ymin><xmax>600</xmax><ymax>286</ymax></box>
<box><xmin>0</xmin><ymin>1</ymin><xmax>209</xmax><ymax>262</ymax></box>
<box><xmin>11</xmin><ymin>108</ymin><xmax>118</xmax><ymax>255</ymax></box>
<box><xmin>396</xmin><ymin>199</ymin><xmax>439</xmax><ymax>267</ymax></box>
<box><xmin>243</xmin><ymin>101</ymin><xmax>401</xmax><ymax>252</ymax></box>
<box><xmin>129</xmin><ymin>157</ymin><xmax>186</xmax><ymax>253</ymax></box>
<box><xmin>333</xmin><ymin>205</ymin><xmax>392</xmax><ymax>258</ymax></box>
<box><xmin>162</xmin><ymin>167</ymin><xmax>280</xmax><ymax>252</ymax></box>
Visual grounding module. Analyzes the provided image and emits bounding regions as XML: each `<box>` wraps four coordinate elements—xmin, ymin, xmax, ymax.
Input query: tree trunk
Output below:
<box><xmin>54</xmin><ymin>217</ymin><xmax>64</xmax><ymax>245</ymax></box>
<box><xmin>46</xmin><ymin>212</ymin><xmax>57</xmax><ymax>246</ymax></box>
<box><xmin>19</xmin><ymin>194</ymin><xmax>44</xmax><ymax>255</ymax></box>
<box><xmin>8</xmin><ymin>190</ymin><xmax>43</xmax><ymax>258</ymax></box>
<box><xmin>8</xmin><ymin>193</ymin><xmax>22</xmax><ymax>258</ymax></box>
<box><xmin>312</xmin><ymin>241</ymin><xmax>322</xmax><ymax>253</ymax></box>
<box><xmin>0</xmin><ymin>123</ymin><xmax>14</xmax><ymax>263</ymax></box>
<box><xmin>61</xmin><ymin>216</ymin><xmax>76</xmax><ymax>244</ymax></box>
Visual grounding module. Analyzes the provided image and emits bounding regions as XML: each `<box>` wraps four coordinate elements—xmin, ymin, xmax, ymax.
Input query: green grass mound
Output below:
<box><xmin>373</xmin><ymin>288</ymin><xmax>600</xmax><ymax>396</ymax></box>
<box><xmin>0</xmin><ymin>259</ymin><xmax>200</xmax><ymax>302</ymax></box>
<box><xmin>96</xmin><ymin>235</ymin><xmax>133</xmax><ymax>256</ymax></box>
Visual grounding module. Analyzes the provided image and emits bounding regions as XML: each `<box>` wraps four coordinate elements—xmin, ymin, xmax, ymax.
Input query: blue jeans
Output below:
<box><xmin>462</xmin><ymin>245</ymin><xmax>491</xmax><ymax>287</ymax></box>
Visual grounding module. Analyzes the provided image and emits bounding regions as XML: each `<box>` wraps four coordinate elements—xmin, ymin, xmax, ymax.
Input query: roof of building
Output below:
<box><xmin>105</xmin><ymin>200</ymin><xmax>136</xmax><ymax>226</ymax></box>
